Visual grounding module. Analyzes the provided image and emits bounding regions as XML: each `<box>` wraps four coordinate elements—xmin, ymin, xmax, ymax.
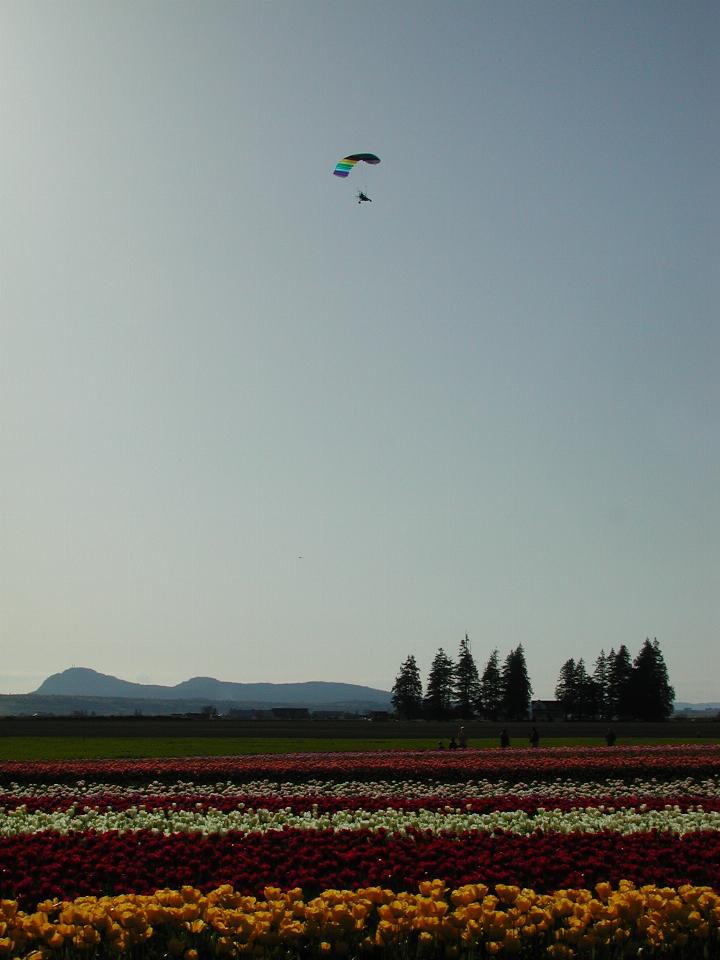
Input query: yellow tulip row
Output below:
<box><xmin>0</xmin><ymin>879</ymin><xmax>718</xmax><ymax>959</ymax></box>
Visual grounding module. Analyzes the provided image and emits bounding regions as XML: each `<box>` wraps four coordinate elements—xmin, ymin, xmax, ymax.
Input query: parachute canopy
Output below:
<box><xmin>333</xmin><ymin>153</ymin><xmax>381</xmax><ymax>178</ymax></box>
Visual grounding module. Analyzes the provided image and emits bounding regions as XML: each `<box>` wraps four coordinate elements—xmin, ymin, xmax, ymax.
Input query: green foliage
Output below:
<box><xmin>500</xmin><ymin>645</ymin><xmax>533</xmax><ymax>720</ymax></box>
<box><xmin>554</xmin><ymin>658</ymin><xmax>598</xmax><ymax>720</ymax></box>
<box><xmin>556</xmin><ymin>639</ymin><xmax>676</xmax><ymax>721</ymax></box>
<box><xmin>392</xmin><ymin>655</ymin><xmax>424</xmax><ymax>719</ymax></box>
<box><xmin>555</xmin><ymin>658</ymin><xmax>577</xmax><ymax>718</ymax></box>
<box><xmin>452</xmin><ymin>634</ymin><xmax>481</xmax><ymax>719</ymax></box>
<box><xmin>593</xmin><ymin>650</ymin><xmax>611</xmax><ymax>721</ymax></box>
<box><xmin>479</xmin><ymin>650</ymin><xmax>502</xmax><ymax>720</ymax></box>
<box><xmin>629</xmin><ymin>638</ymin><xmax>675</xmax><ymax>720</ymax></box>
<box><xmin>608</xmin><ymin>644</ymin><xmax>634</xmax><ymax>718</ymax></box>
<box><xmin>424</xmin><ymin>648</ymin><xmax>455</xmax><ymax>720</ymax></box>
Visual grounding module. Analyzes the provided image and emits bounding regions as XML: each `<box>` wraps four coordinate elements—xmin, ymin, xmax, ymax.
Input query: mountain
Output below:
<box><xmin>36</xmin><ymin>668</ymin><xmax>173</xmax><ymax>699</ymax></box>
<box><xmin>672</xmin><ymin>701</ymin><xmax>720</xmax><ymax>716</ymax></box>
<box><xmin>33</xmin><ymin>667</ymin><xmax>392</xmax><ymax>711</ymax></box>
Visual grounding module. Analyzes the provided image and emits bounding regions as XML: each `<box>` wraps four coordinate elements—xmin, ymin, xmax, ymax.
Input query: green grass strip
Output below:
<box><xmin>0</xmin><ymin>736</ymin><xmax>718</xmax><ymax>761</ymax></box>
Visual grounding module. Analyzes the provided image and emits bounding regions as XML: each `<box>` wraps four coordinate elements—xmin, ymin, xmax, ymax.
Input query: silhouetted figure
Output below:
<box><xmin>529</xmin><ymin>726</ymin><xmax>539</xmax><ymax>748</ymax></box>
<box><xmin>500</xmin><ymin>728</ymin><xmax>510</xmax><ymax>749</ymax></box>
<box><xmin>437</xmin><ymin>741</ymin><xmax>445</xmax><ymax>750</ymax></box>
<box><xmin>605</xmin><ymin>728</ymin><xmax>617</xmax><ymax>746</ymax></box>
<box><xmin>458</xmin><ymin>726</ymin><xmax>467</xmax><ymax>749</ymax></box>
<box><xmin>449</xmin><ymin>737</ymin><xmax>458</xmax><ymax>750</ymax></box>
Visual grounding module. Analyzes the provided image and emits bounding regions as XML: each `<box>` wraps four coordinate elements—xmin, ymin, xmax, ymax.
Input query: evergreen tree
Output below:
<box><xmin>479</xmin><ymin>649</ymin><xmax>502</xmax><ymax>720</ymax></box>
<box><xmin>500</xmin><ymin>645</ymin><xmax>533</xmax><ymax>720</ymax></box>
<box><xmin>629</xmin><ymin>638</ymin><xmax>675</xmax><ymax>720</ymax></box>
<box><xmin>574</xmin><ymin>659</ymin><xmax>599</xmax><ymax>719</ymax></box>
<box><xmin>607</xmin><ymin>645</ymin><xmax>633</xmax><ymax>718</ymax></box>
<box><xmin>453</xmin><ymin>634</ymin><xmax>481</xmax><ymax>719</ymax></box>
<box><xmin>593</xmin><ymin>650</ymin><xmax>611</xmax><ymax>721</ymax></box>
<box><xmin>555</xmin><ymin>658</ymin><xmax>577</xmax><ymax>719</ymax></box>
<box><xmin>391</xmin><ymin>655</ymin><xmax>424</xmax><ymax>719</ymax></box>
<box><xmin>424</xmin><ymin>648</ymin><xmax>455</xmax><ymax>720</ymax></box>
<box><xmin>555</xmin><ymin>657</ymin><xmax>598</xmax><ymax>719</ymax></box>
<box><xmin>651</xmin><ymin>637</ymin><xmax>675</xmax><ymax>718</ymax></box>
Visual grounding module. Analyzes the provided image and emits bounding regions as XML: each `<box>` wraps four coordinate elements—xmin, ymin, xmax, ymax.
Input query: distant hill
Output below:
<box><xmin>36</xmin><ymin>668</ymin><xmax>173</xmax><ymax>699</ymax></box>
<box><xmin>673</xmin><ymin>701</ymin><xmax>720</xmax><ymax>716</ymax></box>
<box><xmin>16</xmin><ymin>667</ymin><xmax>393</xmax><ymax>716</ymax></box>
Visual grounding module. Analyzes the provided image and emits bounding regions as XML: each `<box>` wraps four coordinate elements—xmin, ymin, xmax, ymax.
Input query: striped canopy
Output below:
<box><xmin>333</xmin><ymin>153</ymin><xmax>381</xmax><ymax>177</ymax></box>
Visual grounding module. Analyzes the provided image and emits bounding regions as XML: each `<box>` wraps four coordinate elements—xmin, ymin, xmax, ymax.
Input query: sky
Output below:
<box><xmin>1</xmin><ymin>1</ymin><xmax>718</xmax><ymax>703</ymax></box>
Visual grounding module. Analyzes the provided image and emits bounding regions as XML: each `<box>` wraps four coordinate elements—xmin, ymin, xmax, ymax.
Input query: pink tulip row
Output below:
<box><xmin>1</xmin><ymin>743</ymin><xmax>718</xmax><ymax>784</ymax></box>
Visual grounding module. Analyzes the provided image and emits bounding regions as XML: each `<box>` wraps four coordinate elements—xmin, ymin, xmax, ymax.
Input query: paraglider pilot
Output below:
<box><xmin>357</xmin><ymin>191</ymin><xmax>372</xmax><ymax>203</ymax></box>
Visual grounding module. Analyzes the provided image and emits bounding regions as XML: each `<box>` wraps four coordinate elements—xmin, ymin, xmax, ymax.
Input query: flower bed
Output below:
<box><xmin>1</xmin><ymin>743</ymin><xmax>718</xmax><ymax>784</ymax></box>
<box><xmin>0</xmin><ymin>745</ymin><xmax>718</xmax><ymax>957</ymax></box>
<box><xmin>1</xmin><ymin>880</ymin><xmax>719</xmax><ymax>959</ymax></box>
<box><xmin>2</xmin><ymin>823</ymin><xmax>719</xmax><ymax>904</ymax></box>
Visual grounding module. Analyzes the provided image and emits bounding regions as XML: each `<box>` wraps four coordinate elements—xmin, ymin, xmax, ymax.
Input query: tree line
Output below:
<box><xmin>392</xmin><ymin>636</ymin><xmax>532</xmax><ymax>721</ymax></box>
<box><xmin>555</xmin><ymin>638</ymin><xmax>674</xmax><ymax>722</ymax></box>
<box><xmin>392</xmin><ymin>636</ymin><xmax>674</xmax><ymax>722</ymax></box>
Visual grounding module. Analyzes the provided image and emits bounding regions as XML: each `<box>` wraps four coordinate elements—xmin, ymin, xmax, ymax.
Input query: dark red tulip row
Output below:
<box><xmin>0</xmin><ymin>828</ymin><xmax>718</xmax><ymax>909</ymax></box>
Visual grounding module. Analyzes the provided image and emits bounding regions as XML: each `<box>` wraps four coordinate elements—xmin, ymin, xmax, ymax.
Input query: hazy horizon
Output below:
<box><xmin>2</xmin><ymin>1</ymin><xmax>718</xmax><ymax>703</ymax></box>
<box><xmin>0</xmin><ymin>639</ymin><xmax>711</xmax><ymax>702</ymax></box>
<box><xmin>3</xmin><ymin>660</ymin><xmax>720</xmax><ymax>705</ymax></box>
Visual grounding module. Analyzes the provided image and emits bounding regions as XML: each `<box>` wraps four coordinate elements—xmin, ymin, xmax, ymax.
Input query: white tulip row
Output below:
<box><xmin>1</xmin><ymin>803</ymin><xmax>718</xmax><ymax>838</ymax></box>
<box><xmin>1</xmin><ymin>776</ymin><xmax>718</xmax><ymax>804</ymax></box>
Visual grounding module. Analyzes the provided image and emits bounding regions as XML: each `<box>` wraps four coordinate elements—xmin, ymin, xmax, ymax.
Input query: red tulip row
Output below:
<box><xmin>1</xmin><ymin>744</ymin><xmax>718</xmax><ymax>784</ymax></box>
<box><xmin>0</xmin><ymin>827</ymin><xmax>718</xmax><ymax>909</ymax></box>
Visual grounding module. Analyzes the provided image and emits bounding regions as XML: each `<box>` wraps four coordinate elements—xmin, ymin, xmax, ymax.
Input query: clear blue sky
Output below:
<box><xmin>1</xmin><ymin>1</ymin><xmax>718</xmax><ymax>701</ymax></box>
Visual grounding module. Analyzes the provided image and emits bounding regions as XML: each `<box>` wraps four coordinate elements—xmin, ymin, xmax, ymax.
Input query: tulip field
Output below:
<box><xmin>1</xmin><ymin>745</ymin><xmax>719</xmax><ymax>958</ymax></box>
